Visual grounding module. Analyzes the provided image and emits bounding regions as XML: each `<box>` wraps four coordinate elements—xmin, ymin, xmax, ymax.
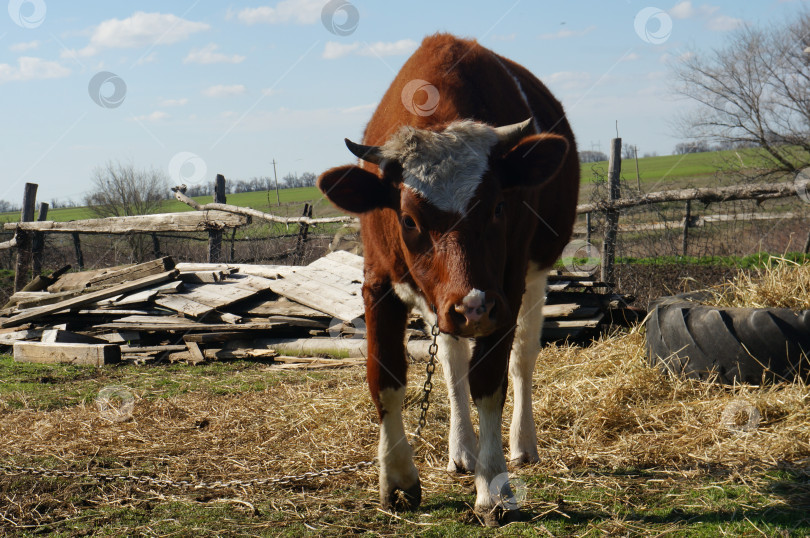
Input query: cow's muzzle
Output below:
<box><xmin>442</xmin><ymin>289</ymin><xmax>507</xmax><ymax>338</ymax></box>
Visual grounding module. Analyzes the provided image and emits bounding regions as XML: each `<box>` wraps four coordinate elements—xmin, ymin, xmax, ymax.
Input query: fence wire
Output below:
<box><xmin>583</xmin><ymin>175</ymin><xmax>810</xmax><ymax>261</ymax></box>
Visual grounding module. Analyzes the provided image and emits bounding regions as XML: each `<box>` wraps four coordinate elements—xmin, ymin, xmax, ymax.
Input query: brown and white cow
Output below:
<box><xmin>318</xmin><ymin>34</ymin><xmax>579</xmax><ymax>524</ymax></box>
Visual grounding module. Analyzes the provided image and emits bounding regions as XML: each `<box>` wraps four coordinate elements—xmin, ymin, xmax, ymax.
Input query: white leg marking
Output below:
<box><xmin>437</xmin><ymin>333</ymin><xmax>477</xmax><ymax>472</ymax></box>
<box><xmin>509</xmin><ymin>264</ymin><xmax>547</xmax><ymax>464</ymax></box>
<box><xmin>378</xmin><ymin>387</ymin><xmax>419</xmax><ymax>497</ymax></box>
<box><xmin>474</xmin><ymin>390</ymin><xmax>510</xmax><ymax>514</ymax></box>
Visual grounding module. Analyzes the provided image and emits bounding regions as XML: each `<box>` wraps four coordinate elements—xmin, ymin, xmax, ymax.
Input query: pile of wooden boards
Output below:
<box><xmin>0</xmin><ymin>251</ymin><xmax>640</xmax><ymax>367</ymax></box>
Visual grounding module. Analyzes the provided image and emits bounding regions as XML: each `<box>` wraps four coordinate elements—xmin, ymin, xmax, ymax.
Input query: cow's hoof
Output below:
<box><xmin>475</xmin><ymin>505</ymin><xmax>521</xmax><ymax>527</ymax></box>
<box><xmin>508</xmin><ymin>451</ymin><xmax>539</xmax><ymax>468</ymax></box>
<box><xmin>447</xmin><ymin>457</ymin><xmax>475</xmax><ymax>474</ymax></box>
<box><xmin>381</xmin><ymin>479</ymin><xmax>422</xmax><ymax>512</ymax></box>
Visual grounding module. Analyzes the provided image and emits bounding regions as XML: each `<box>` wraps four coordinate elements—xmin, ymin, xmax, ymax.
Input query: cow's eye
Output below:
<box><xmin>494</xmin><ymin>202</ymin><xmax>505</xmax><ymax>218</ymax></box>
<box><xmin>401</xmin><ymin>215</ymin><xmax>417</xmax><ymax>230</ymax></box>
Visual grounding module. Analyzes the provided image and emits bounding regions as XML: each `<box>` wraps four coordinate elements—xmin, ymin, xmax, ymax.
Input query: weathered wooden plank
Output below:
<box><xmin>544</xmin><ymin>313</ymin><xmax>605</xmax><ymax>329</ymax></box>
<box><xmin>113</xmin><ymin>281</ymin><xmax>184</xmax><ymax>305</ymax></box>
<box><xmin>174</xmin><ymin>263</ymin><xmax>297</xmax><ymax>279</ymax></box>
<box><xmin>0</xmin><ymin>329</ymin><xmax>43</xmax><ymax>345</ymax></box>
<box><xmin>153</xmin><ymin>295</ymin><xmax>214</xmax><ymax>317</ymax></box>
<box><xmin>13</xmin><ymin>341</ymin><xmax>120</xmax><ymax>366</ymax></box>
<box><xmin>3</xmin><ymin>211</ymin><xmax>249</xmax><ymax>234</ymax></box>
<box><xmin>542</xmin><ymin>304</ymin><xmax>602</xmax><ymax>319</ymax></box>
<box><xmin>40</xmin><ymin>329</ymin><xmax>108</xmax><ymax>344</ymax></box>
<box><xmin>0</xmin><ymin>271</ymin><xmax>178</xmax><ymax>328</ymax></box>
<box><xmin>86</xmin><ymin>257</ymin><xmax>175</xmax><ymax>288</ymax></box>
<box><xmin>268</xmin><ymin>275</ymin><xmax>363</xmax><ymax>321</ymax></box>
<box><xmin>241</xmin><ymin>295</ymin><xmax>327</xmax><ymax>318</ymax></box>
<box><xmin>95</xmin><ymin>319</ymin><xmax>285</xmax><ymax>331</ymax></box>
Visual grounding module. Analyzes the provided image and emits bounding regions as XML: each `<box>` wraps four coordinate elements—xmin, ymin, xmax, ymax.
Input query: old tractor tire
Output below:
<box><xmin>646</xmin><ymin>295</ymin><xmax>810</xmax><ymax>384</ymax></box>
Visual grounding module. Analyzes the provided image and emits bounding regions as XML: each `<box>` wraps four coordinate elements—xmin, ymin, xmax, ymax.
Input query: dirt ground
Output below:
<box><xmin>614</xmin><ymin>263</ymin><xmax>745</xmax><ymax>309</ymax></box>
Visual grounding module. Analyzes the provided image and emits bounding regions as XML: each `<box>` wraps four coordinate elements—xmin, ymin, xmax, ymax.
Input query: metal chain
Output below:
<box><xmin>414</xmin><ymin>313</ymin><xmax>440</xmax><ymax>437</ymax></box>
<box><xmin>0</xmin><ymin>460</ymin><xmax>376</xmax><ymax>490</ymax></box>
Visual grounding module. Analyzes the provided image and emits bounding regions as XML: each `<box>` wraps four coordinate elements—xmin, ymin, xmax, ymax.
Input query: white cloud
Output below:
<box><xmin>669</xmin><ymin>2</ymin><xmax>742</xmax><ymax>32</ymax></box>
<box><xmin>10</xmin><ymin>40</ymin><xmax>40</xmax><ymax>52</ymax></box>
<box><xmin>234</xmin><ymin>0</ymin><xmax>324</xmax><ymax>25</ymax></box>
<box><xmin>539</xmin><ymin>25</ymin><xmax>596</xmax><ymax>40</ymax></box>
<box><xmin>184</xmin><ymin>43</ymin><xmax>245</xmax><ymax>64</ymax></box>
<box><xmin>160</xmin><ymin>97</ymin><xmax>188</xmax><ymax>107</ymax></box>
<box><xmin>130</xmin><ymin>111</ymin><xmax>169</xmax><ymax>122</ymax></box>
<box><xmin>669</xmin><ymin>1</ymin><xmax>718</xmax><ymax>19</ymax></box>
<box><xmin>707</xmin><ymin>15</ymin><xmax>744</xmax><ymax>31</ymax></box>
<box><xmin>545</xmin><ymin>71</ymin><xmax>592</xmax><ymax>90</ymax></box>
<box><xmin>203</xmin><ymin>84</ymin><xmax>246</xmax><ymax>97</ymax></box>
<box><xmin>0</xmin><ymin>57</ymin><xmax>71</xmax><ymax>84</ymax></box>
<box><xmin>61</xmin><ymin>12</ymin><xmax>209</xmax><ymax>58</ymax></box>
<box><xmin>323</xmin><ymin>39</ymin><xmax>418</xmax><ymax>59</ymax></box>
<box><xmin>623</xmin><ymin>52</ymin><xmax>641</xmax><ymax>62</ymax></box>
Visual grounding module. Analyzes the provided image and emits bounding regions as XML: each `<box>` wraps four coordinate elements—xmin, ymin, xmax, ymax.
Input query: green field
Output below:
<box><xmin>580</xmin><ymin>146</ymin><xmax>794</xmax><ymax>189</ymax></box>
<box><xmin>0</xmin><ymin>186</ymin><xmax>331</xmax><ymax>224</ymax></box>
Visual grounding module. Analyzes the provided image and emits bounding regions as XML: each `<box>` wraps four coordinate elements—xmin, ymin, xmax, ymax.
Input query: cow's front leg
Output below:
<box><xmin>469</xmin><ymin>331</ymin><xmax>516</xmax><ymax>526</ymax></box>
<box><xmin>365</xmin><ymin>280</ymin><xmax>420</xmax><ymax>511</ymax></box>
<box><xmin>437</xmin><ymin>333</ymin><xmax>477</xmax><ymax>473</ymax></box>
<box><xmin>509</xmin><ymin>267</ymin><xmax>547</xmax><ymax>464</ymax></box>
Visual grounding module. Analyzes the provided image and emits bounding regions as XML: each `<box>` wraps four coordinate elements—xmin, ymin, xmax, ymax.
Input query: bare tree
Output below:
<box><xmin>83</xmin><ymin>161</ymin><xmax>168</xmax><ymax>262</ymax></box>
<box><xmin>674</xmin><ymin>11</ymin><xmax>810</xmax><ymax>179</ymax></box>
<box><xmin>84</xmin><ymin>161</ymin><xmax>168</xmax><ymax>218</ymax></box>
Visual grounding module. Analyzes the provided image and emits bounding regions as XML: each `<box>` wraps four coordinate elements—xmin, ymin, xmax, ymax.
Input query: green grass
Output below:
<box><xmin>0</xmin><ymin>186</ymin><xmax>327</xmax><ymax>223</ymax></box>
<box><xmin>0</xmin><ymin>354</ymin><xmax>807</xmax><ymax>536</ymax></box>
<box><xmin>580</xmin><ymin>146</ymin><xmax>799</xmax><ymax>187</ymax></box>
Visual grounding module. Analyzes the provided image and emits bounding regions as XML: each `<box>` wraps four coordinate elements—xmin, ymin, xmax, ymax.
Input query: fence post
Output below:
<box><xmin>151</xmin><ymin>232</ymin><xmax>161</xmax><ymax>259</ymax></box>
<box><xmin>600</xmin><ymin>138</ymin><xmax>621</xmax><ymax>286</ymax></box>
<box><xmin>585</xmin><ymin>212</ymin><xmax>592</xmax><ymax>258</ymax></box>
<box><xmin>13</xmin><ymin>182</ymin><xmax>38</xmax><ymax>292</ymax></box>
<box><xmin>72</xmin><ymin>232</ymin><xmax>84</xmax><ymax>270</ymax></box>
<box><xmin>208</xmin><ymin>174</ymin><xmax>226</xmax><ymax>263</ymax></box>
<box><xmin>294</xmin><ymin>203</ymin><xmax>312</xmax><ymax>265</ymax></box>
<box><xmin>682</xmin><ymin>199</ymin><xmax>691</xmax><ymax>257</ymax></box>
<box><xmin>32</xmin><ymin>201</ymin><xmax>48</xmax><ymax>275</ymax></box>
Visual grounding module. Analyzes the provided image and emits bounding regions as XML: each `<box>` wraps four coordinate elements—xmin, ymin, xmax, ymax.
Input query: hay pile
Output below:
<box><xmin>711</xmin><ymin>256</ymin><xmax>810</xmax><ymax>310</ymax></box>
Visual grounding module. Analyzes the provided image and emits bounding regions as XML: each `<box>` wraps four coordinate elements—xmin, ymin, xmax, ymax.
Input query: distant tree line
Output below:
<box><xmin>182</xmin><ymin>172</ymin><xmax>317</xmax><ymax>197</ymax></box>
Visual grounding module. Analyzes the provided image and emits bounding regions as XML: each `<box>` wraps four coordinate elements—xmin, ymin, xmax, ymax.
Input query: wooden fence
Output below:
<box><xmin>0</xmin><ymin>175</ymin><xmax>354</xmax><ymax>292</ymax></box>
<box><xmin>2</xmin><ymin>156</ymin><xmax>808</xmax><ymax>292</ymax></box>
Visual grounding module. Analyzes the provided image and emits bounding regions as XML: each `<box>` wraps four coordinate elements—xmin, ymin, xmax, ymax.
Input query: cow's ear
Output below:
<box><xmin>498</xmin><ymin>133</ymin><xmax>569</xmax><ymax>190</ymax></box>
<box><xmin>318</xmin><ymin>165</ymin><xmax>398</xmax><ymax>214</ymax></box>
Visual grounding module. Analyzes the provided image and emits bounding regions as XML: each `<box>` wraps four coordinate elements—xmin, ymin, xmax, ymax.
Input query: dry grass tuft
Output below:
<box><xmin>530</xmin><ymin>329</ymin><xmax>810</xmax><ymax>473</ymax></box>
<box><xmin>711</xmin><ymin>256</ymin><xmax>810</xmax><ymax>309</ymax></box>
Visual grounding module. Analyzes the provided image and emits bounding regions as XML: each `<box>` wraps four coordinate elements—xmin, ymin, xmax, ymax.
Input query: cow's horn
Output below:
<box><xmin>493</xmin><ymin>118</ymin><xmax>534</xmax><ymax>148</ymax></box>
<box><xmin>345</xmin><ymin>138</ymin><xmax>384</xmax><ymax>165</ymax></box>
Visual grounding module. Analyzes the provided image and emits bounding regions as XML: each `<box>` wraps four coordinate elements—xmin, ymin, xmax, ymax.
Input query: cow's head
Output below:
<box><xmin>318</xmin><ymin>119</ymin><xmax>569</xmax><ymax>337</ymax></box>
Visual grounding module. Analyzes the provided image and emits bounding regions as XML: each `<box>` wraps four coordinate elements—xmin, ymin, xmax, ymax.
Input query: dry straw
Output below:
<box><xmin>1</xmin><ymin>261</ymin><xmax>809</xmax><ymax>530</ymax></box>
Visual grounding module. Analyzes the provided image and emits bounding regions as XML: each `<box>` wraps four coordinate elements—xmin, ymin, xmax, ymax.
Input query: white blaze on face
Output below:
<box><xmin>380</xmin><ymin>120</ymin><xmax>499</xmax><ymax>215</ymax></box>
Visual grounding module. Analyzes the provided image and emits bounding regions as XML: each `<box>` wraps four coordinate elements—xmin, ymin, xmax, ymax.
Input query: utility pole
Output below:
<box><xmin>272</xmin><ymin>159</ymin><xmax>281</xmax><ymax>206</ymax></box>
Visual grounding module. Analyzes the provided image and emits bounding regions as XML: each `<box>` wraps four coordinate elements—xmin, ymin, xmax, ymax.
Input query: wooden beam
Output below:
<box><xmin>3</xmin><ymin>210</ymin><xmax>249</xmax><ymax>234</ymax></box>
<box><xmin>13</xmin><ymin>341</ymin><xmax>121</xmax><ymax>366</ymax></box>
<box><xmin>0</xmin><ymin>270</ymin><xmax>178</xmax><ymax>328</ymax></box>
<box><xmin>576</xmin><ymin>180</ymin><xmax>801</xmax><ymax>214</ymax></box>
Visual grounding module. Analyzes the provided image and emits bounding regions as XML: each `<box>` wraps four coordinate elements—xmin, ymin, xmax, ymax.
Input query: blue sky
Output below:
<box><xmin>0</xmin><ymin>0</ymin><xmax>805</xmax><ymax>203</ymax></box>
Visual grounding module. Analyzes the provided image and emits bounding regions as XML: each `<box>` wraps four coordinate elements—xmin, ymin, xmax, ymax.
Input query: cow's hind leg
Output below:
<box><xmin>509</xmin><ymin>265</ymin><xmax>547</xmax><ymax>465</ymax></box>
<box><xmin>365</xmin><ymin>282</ymin><xmax>420</xmax><ymax>511</ymax></box>
<box><xmin>437</xmin><ymin>333</ymin><xmax>477</xmax><ymax>473</ymax></box>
